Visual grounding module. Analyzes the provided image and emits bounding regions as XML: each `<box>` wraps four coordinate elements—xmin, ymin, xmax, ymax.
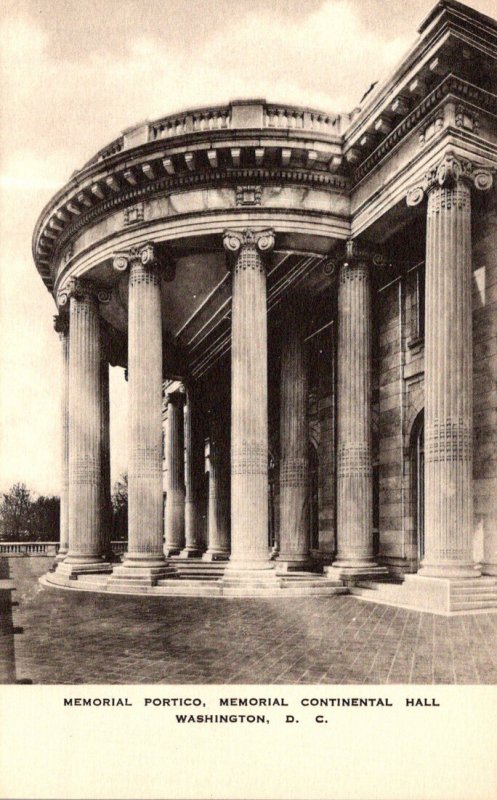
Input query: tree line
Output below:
<box><xmin>0</xmin><ymin>476</ymin><xmax>129</xmax><ymax>542</ymax></box>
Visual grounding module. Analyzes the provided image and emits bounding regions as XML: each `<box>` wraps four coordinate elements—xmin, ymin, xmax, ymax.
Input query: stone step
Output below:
<box><xmin>451</xmin><ymin>599</ymin><xmax>497</xmax><ymax>610</ymax></box>
<box><xmin>451</xmin><ymin>585</ymin><xmax>497</xmax><ymax>596</ymax></box>
<box><xmin>451</xmin><ymin>593</ymin><xmax>497</xmax><ymax>603</ymax></box>
<box><xmin>280</xmin><ymin>579</ymin><xmax>344</xmax><ymax>589</ymax></box>
<box><xmin>449</xmin><ymin>577</ymin><xmax>497</xmax><ymax>587</ymax></box>
<box><xmin>158</xmin><ymin>578</ymin><xmax>221</xmax><ymax>588</ymax></box>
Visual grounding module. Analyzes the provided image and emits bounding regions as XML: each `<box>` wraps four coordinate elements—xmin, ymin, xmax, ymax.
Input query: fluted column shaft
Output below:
<box><xmin>66</xmin><ymin>287</ymin><xmax>105</xmax><ymax>564</ymax></box>
<box><xmin>54</xmin><ymin>315</ymin><xmax>69</xmax><ymax>560</ymax></box>
<box><xmin>182</xmin><ymin>389</ymin><xmax>203</xmax><ymax>556</ymax></box>
<box><xmin>126</xmin><ymin>258</ymin><xmax>165</xmax><ymax>566</ymax></box>
<box><xmin>334</xmin><ymin>252</ymin><xmax>376</xmax><ymax>570</ymax></box>
<box><xmin>421</xmin><ymin>181</ymin><xmax>475</xmax><ymax>576</ymax></box>
<box><xmin>406</xmin><ymin>154</ymin><xmax>494</xmax><ymax>578</ymax></box>
<box><xmin>204</xmin><ymin>410</ymin><xmax>230</xmax><ymax>559</ymax></box>
<box><xmin>278</xmin><ymin>301</ymin><xmax>310</xmax><ymax>568</ymax></box>
<box><xmin>224</xmin><ymin>229</ymin><xmax>274</xmax><ymax>570</ymax></box>
<box><xmin>100</xmin><ymin>354</ymin><xmax>112</xmax><ymax>558</ymax></box>
<box><xmin>164</xmin><ymin>392</ymin><xmax>185</xmax><ymax>555</ymax></box>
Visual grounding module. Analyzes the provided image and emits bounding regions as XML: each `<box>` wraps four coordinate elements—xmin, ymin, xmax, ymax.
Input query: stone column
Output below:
<box><xmin>204</xmin><ymin>409</ymin><xmax>230</xmax><ymax>560</ymax></box>
<box><xmin>407</xmin><ymin>153</ymin><xmax>493</xmax><ymax>577</ymax></box>
<box><xmin>181</xmin><ymin>387</ymin><xmax>203</xmax><ymax>557</ymax></box>
<box><xmin>223</xmin><ymin>229</ymin><xmax>275</xmax><ymax>575</ymax></box>
<box><xmin>100</xmin><ymin>342</ymin><xmax>113</xmax><ymax>560</ymax></box>
<box><xmin>164</xmin><ymin>391</ymin><xmax>186</xmax><ymax>556</ymax></box>
<box><xmin>58</xmin><ymin>279</ymin><xmax>109</xmax><ymax>574</ymax></box>
<box><xmin>328</xmin><ymin>241</ymin><xmax>384</xmax><ymax>578</ymax></box>
<box><xmin>110</xmin><ymin>243</ymin><xmax>172</xmax><ymax>582</ymax></box>
<box><xmin>277</xmin><ymin>298</ymin><xmax>311</xmax><ymax>570</ymax></box>
<box><xmin>54</xmin><ymin>313</ymin><xmax>69</xmax><ymax>562</ymax></box>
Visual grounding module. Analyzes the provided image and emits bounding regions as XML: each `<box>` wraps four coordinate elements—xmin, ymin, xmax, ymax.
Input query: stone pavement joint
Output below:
<box><xmin>2</xmin><ymin>558</ymin><xmax>497</xmax><ymax>685</ymax></box>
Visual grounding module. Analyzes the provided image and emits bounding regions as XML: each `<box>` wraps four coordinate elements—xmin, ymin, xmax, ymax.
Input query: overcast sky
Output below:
<box><xmin>0</xmin><ymin>0</ymin><xmax>495</xmax><ymax>496</ymax></box>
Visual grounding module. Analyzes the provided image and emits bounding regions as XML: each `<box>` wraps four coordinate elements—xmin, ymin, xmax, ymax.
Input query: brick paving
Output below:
<box><xmin>2</xmin><ymin>557</ymin><xmax>497</xmax><ymax>684</ymax></box>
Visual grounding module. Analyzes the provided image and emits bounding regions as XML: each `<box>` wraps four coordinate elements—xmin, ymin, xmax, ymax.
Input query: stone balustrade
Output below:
<box><xmin>0</xmin><ymin>541</ymin><xmax>127</xmax><ymax>556</ymax></box>
<box><xmin>85</xmin><ymin>101</ymin><xmax>342</xmax><ymax>165</ymax></box>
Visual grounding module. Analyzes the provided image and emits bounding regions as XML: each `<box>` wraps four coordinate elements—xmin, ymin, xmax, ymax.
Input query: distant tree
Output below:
<box><xmin>112</xmin><ymin>473</ymin><xmax>128</xmax><ymax>541</ymax></box>
<box><xmin>0</xmin><ymin>483</ymin><xmax>32</xmax><ymax>540</ymax></box>
<box><xmin>30</xmin><ymin>496</ymin><xmax>60</xmax><ymax>541</ymax></box>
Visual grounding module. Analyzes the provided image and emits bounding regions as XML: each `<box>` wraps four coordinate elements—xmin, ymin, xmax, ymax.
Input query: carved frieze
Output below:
<box><xmin>123</xmin><ymin>202</ymin><xmax>144</xmax><ymax>225</ymax></box>
<box><xmin>235</xmin><ymin>185</ymin><xmax>262</xmax><ymax>207</ymax></box>
<box><xmin>455</xmin><ymin>105</ymin><xmax>479</xmax><ymax>135</ymax></box>
<box><xmin>418</xmin><ymin>114</ymin><xmax>444</xmax><ymax>147</ymax></box>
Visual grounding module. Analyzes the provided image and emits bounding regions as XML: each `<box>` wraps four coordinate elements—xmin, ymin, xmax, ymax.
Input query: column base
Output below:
<box><xmin>418</xmin><ymin>561</ymin><xmax>481</xmax><ymax>579</ymax></box>
<box><xmin>276</xmin><ymin>555</ymin><xmax>313</xmax><ymax>572</ymax></box>
<box><xmin>179</xmin><ymin>547</ymin><xmax>204</xmax><ymax>559</ymax></box>
<box><xmin>109</xmin><ymin>558</ymin><xmax>177</xmax><ymax>587</ymax></box>
<box><xmin>202</xmin><ymin>550</ymin><xmax>230</xmax><ymax>562</ymax></box>
<box><xmin>481</xmin><ymin>562</ymin><xmax>497</xmax><ymax>577</ymax></box>
<box><xmin>326</xmin><ymin>560</ymin><xmax>388</xmax><ymax>581</ymax></box>
<box><xmin>164</xmin><ymin>546</ymin><xmax>182</xmax><ymax>557</ymax></box>
<box><xmin>54</xmin><ymin>549</ymin><xmax>68</xmax><ymax>563</ymax></box>
<box><xmin>55</xmin><ymin>559</ymin><xmax>112</xmax><ymax>579</ymax></box>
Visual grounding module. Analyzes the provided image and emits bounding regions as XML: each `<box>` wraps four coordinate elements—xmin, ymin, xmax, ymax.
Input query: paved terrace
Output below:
<box><xmin>2</xmin><ymin>557</ymin><xmax>497</xmax><ymax>685</ymax></box>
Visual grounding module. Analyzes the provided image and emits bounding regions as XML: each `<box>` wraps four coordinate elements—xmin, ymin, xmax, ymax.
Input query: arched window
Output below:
<box><xmin>410</xmin><ymin>411</ymin><xmax>425</xmax><ymax>563</ymax></box>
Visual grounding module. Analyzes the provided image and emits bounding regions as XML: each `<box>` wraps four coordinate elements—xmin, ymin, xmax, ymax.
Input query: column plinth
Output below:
<box><xmin>180</xmin><ymin>388</ymin><xmax>204</xmax><ymax>558</ymax></box>
<box><xmin>223</xmin><ymin>229</ymin><xmax>276</xmax><ymax>580</ymax></box>
<box><xmin>277</xmin><ymin>300</ymin><xmax>311</xmax><ymax>571</ymax></box>
<box><xmin>327</xmin><ymin>243</ymin><xmax>385</xmax><ymax>580</ymax></box>
<box><xmin>54</xmin><ymin>314</ymin><xmax>69</xmax><ymax>563</ymax></box>
<box><xmin>164</xmin><ymin>391</ymin><xmax>186</xmax><ymax>557</ymax></box>
<box><xmin>407</xmin><ymin>154</ymin><xmax>493</xmax><ymax>579</ymax></box>
<box><xmin>203</xmin><ymin>409</ymin><xmax>230</xmax><ymax>561</ymax></box>
<box><xmin>109</xmin><ymin>244</ymin><xmax>173</xmax><ymax>584</ymax></box>
<box><xmin>58</xmin><ymin>280</ymin><xmax>110</xmax><ymax>576</ymax></box>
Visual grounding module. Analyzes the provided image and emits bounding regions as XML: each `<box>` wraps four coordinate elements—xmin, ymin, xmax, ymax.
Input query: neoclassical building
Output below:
<box><xmin>36</xmin><ymin>0</ymin><xmax>497</xmax><ymax>612</ymax></box>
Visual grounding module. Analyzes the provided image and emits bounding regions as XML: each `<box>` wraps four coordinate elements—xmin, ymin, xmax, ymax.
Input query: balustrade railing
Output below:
<box><xmin>85</xmin><ymin>102</ymin><xmax>340</xmax><ymax>166</ymax></box>
<box><xmin>0</xmin><ymin>542</ymin><xmax>58</xmax><ymax>556</ymax></box>
<box><xmin>0</xmin><ymin>541</ymin><xmax>128</xmax><ymax>556</ymax></box>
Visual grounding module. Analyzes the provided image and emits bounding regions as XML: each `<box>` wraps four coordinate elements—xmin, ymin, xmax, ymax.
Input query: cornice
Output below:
<box><xmin>39</xmin><ymin>167</ymin><xmax>350</xmax><ymax>279</ymax></box>
<box><xmin>352</xmin><ymin>75</ymin><xmax>497</xmax><ymax>186</ymax></box>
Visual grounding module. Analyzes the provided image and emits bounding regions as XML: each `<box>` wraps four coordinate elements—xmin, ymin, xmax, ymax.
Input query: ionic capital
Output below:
<box><xmin>53</xmin><ymin>313</ymin><xmax>69</xmax><ymax>336</ymax></box>
<box><xmin>166</xmin><ymin>390</ymin><xmax>185</xmax><ymax>408</ymax></box>
<box><xmin>56</xmin><ymin>277</ymin><xmax>112</xmax><ymax>309</ymax></box>
<box><xmin>407</xmin><ymin>151</ymin><xmax>494</xmax><ymax>206</ymax></box>
<box><xmin>222</xmin><ymin>228</ymin><xmax>275</xmax><ymax>255</ymax></box>
<box><xmin>112</xmin><ymin>241</ymin><xmax>175</xmax><ymax>281</ymax></box>
<box><xmin>344</xmin><ymin>238</ymin><xmax>386</xmax><ymax>268</ymax></box>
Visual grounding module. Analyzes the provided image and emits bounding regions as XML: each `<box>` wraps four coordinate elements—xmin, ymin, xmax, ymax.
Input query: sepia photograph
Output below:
<box><xmin>1</xmin><ymin>0</ymin><xmax>497</xmax><ymax>798</ymax></box>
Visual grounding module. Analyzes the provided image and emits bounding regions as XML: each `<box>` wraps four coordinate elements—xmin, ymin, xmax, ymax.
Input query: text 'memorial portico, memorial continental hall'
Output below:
<box><xmin>34</xmin><ymin>1</ymin><xmax>497</xmax><ymax>613</ymax></box>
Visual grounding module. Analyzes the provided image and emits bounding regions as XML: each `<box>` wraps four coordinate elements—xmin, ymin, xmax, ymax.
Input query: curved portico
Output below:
<box><xmin>34</xmin><ymin>1</ymin><xmax>497</xmax><ymax>610</ymax></box>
